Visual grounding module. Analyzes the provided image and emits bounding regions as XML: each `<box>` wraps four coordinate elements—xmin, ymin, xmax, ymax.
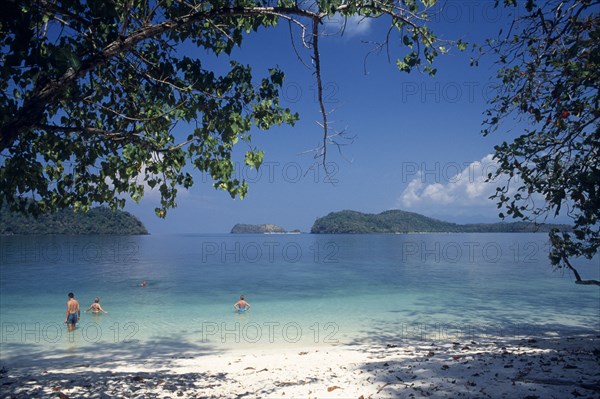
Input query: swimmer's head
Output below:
<box><xmin>240</xmin><ymin>295</ymin><xmax>245</xmax><ymax>300</ymax></box>
<box><xmin>94</xmin><ymin>297</ymin><xmax>100</xmax><ymax>303</ymax></box>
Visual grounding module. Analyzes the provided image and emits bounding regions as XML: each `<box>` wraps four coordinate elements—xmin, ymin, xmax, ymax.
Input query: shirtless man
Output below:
<box><xmin>65</xmin><ymin>292</ymin><xmax>80</xmax><ymax>331</ymax></box>
<box><xmin>234</xmin><ymin>295</ymin><xmax>250</xmax><ymax>312</ymax></box>
<box><xmin>85</xmin><ymin>297</ymin><xmax>108</xmax><ymax>314</ymax></box>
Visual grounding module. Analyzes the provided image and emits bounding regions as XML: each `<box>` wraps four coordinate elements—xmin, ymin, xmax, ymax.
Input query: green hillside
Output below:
<box><xmin>311</xmin><ymin>209</ymin><xmax>570</xmax><ymax>234</ymax></box>
<box><xmin>0</xmin><ymin>206</ymin><xmax>148</xmax><ymax>235</ymax></box>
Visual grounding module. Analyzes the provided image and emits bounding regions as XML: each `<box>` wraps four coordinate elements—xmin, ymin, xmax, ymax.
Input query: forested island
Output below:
<box><xmin>311</xmin><ymin>210</ymin><xmax>571</xmax><ymax>234</ymax></box>
<box><xmin>0</xmin><ymin>206</ymin><xmax>148</xmax><ymax>235</ymax></box>
<box><xmin>231</xmin><ymin>223</ymin><xmax>300</xmax><ymax>234</ymax></box>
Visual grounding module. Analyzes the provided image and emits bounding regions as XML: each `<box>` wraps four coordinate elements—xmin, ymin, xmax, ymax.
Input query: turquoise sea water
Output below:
<box><xmin>1</xmin><ymin>233</ymin><xmax>599</xmax><ymax>366</ymax></box>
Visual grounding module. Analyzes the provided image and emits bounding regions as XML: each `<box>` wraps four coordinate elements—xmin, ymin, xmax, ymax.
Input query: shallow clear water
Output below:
<box><xmin>1</xmin><ymin>233</ymin><xmax>598</xmax><ymax>364</ymax></box>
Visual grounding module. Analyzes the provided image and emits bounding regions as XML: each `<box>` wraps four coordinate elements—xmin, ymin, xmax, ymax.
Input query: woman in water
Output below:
<box><xmin>85</xmin><ymin>297</ymin><xmax>108</xmax><ymax>314</ymax></box>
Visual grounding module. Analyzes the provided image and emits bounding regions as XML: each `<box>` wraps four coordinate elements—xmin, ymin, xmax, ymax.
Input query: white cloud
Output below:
<box><xmin>398</xmin><ymin>154</ymin><xmax>512</xmax><ymax>217</ymax></box>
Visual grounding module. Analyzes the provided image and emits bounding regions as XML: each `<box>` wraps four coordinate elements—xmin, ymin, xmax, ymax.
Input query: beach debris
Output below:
<box><xmin>376</xmin><ymin>382</ymin><xmax>391</xmax><ymax>394</ymax></box>
<box><xmin>327</xmin><ymin>385</ymin><xmax>342</xmax><ymax>392</ymax></box>
<box><xmin>441</xmin><ymin>365</ymin><xmax>450</xmax><ymax>370</ymax></box>
<box><xmin>298</xmin><ymin>352</ymin><xmax>308</xmax><ymax>355</ymax></box>
<box><xmin>275</xmin><ymin>381</ymin><xmax>299</xmax><ymax>387</ymax></box>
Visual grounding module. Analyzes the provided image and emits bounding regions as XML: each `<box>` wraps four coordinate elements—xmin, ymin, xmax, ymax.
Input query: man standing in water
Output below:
<box><xmin>234</xmin><ymin>295</ymin><xmax>250</xmax><ymax>313</ymax></box>
<box><xmin>65</xmin><ymin>292</ymin><xmax>80</xmax><ymax>331</ymax></box>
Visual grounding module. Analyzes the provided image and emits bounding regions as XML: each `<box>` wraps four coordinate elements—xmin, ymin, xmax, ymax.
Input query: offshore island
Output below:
<box><xmin>2</xmin><ymin>206</ymin><xmax>569</xmax><ymax>236</ymax></box>
<box><xmin>0</xmin><ymin>206</ymin><xmax>148</xmax><ymax>235</ymax></box>
<box><xmin>231</xmin><ymin>223</ymin><xmax>301</xmax><ymax>234</ymax></box>
<box><xmin>310</xmin><ymin>209</ymin><xmax>570</xmax><ymax>234</ymax></box>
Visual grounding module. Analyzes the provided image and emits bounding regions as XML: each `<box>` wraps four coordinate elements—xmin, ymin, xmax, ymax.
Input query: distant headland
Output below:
<box><xmin>310</xmin><ymin>209</ymin><xmax>571</xmax><ymax>234</ymax></box>
<box><xmin>0</xmin><ymin>206</ymin><xmax>149</xmax><ymax>235</ymax></box>
<box><xmin>230</xmin><ymin>223</ymin><xmax>301</xmax><ymax>234</ymax></box>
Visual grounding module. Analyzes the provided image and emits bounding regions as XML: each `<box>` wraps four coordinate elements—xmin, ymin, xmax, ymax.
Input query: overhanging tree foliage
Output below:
<box><xmin>1</xmin><ymin>0</ymin><xmax>447</xmax><ymax>217</ymax></box>
<box><xmin>483</xmin><ymin>0</ymin><xmax>599</xmax><ymax>284</ymax></box>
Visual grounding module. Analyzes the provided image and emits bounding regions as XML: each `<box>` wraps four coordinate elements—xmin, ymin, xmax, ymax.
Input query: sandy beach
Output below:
<box><xmin>1</xmin><ymin>333</ymin><xmax>599</xmax><ymax>398</ymax></box>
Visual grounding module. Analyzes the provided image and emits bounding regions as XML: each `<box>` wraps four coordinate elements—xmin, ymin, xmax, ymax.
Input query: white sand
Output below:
<box><xmin>1</xmin><ymin>334</ymin><xmax>599</xmax><ymax>398</ymax></box>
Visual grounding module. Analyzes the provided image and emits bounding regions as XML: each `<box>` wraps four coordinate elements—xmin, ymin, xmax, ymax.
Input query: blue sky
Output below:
<box><xmin>130</xmin><ymin>2</ymin><xmax>539</xmax><ymax>234</ymax></box>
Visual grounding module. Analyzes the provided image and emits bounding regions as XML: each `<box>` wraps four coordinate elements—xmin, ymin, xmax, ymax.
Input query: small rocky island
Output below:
<box><xmin>230</xmin><ymin>224</ymin><xmax>300</xmax><ymax>234</ymax></box>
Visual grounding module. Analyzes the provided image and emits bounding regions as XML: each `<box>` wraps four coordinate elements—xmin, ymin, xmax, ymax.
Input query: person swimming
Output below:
<box><xmin>234</xmin><ymin>295</ymin><xmax>250</xmax><ymax>312</ymax></box>
<box><xmin>85</xmin><ymin>297</ymin><xmax>108</xmax><ymax>314</ymax></box>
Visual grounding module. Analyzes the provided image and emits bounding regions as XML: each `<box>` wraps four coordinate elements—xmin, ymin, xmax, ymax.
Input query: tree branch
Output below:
<box><xmin>32</xmin><ymin>124</ymin><xmax>186</xmax><ymax>153</ymax></box>
<box><xmin>563</xmin><ymin>256</ymin><xmax>600</xmax><ymax>286</ymax></box>
<box><xmin>311</xmin><ymin>18</ymin><xmax>330</xmax><ymax>169</ymax></box>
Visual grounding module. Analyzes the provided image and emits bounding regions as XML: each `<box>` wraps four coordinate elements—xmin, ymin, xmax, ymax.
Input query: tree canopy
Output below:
<box><xmin>483</xmin><ymin>0</ymin><xmax>599</xmax><ymax>284</ymax></box>
<box><xmin>1</xmin><ymin>0</ymin><xmax>446</xmax><ymax>217</ymax></box>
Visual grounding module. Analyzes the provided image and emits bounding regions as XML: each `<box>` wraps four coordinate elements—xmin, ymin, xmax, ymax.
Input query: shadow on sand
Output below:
<box><xmin>348</xmin><ymin>319</ymin><xmax>600</xmax><ymax>398</ymax></box>
<box><xmin>0</xmin><ymin>332</ymin><xmax>270</xmax><ymax>398</ymax></box>
<box><xmin>0</xmin><ymin>329</ymin><xmax>221</xmax><ymax>371</ymax></box>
